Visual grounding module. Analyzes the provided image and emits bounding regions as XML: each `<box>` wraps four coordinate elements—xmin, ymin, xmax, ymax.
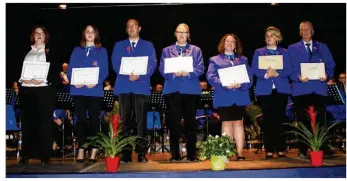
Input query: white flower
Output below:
<box><xmin>226</xmin><ymin>150</ymin><xmax>230</xmax><ymax>153</ymax></box>
<box><xmin>208</xmin><ymin>135</ymin><xmax>213</xmax><ymax>137</ymax></box>
<box><xmin>222</xmin><ymin>132</ymin><xmax>227</xmax><ymax>136</ymax></box>
<box><xmin>219</xmin><ymin>143</ymin><xmax>223</xmax><ymax>147</ymax></box>
<box><xmin>215</xmin><ymin>135</ymin><xmax>219</xmax><ymax>138</ymax></box>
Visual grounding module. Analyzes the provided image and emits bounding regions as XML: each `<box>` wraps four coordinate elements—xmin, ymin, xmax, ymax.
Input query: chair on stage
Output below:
<box><xmin>6</xmin><ymin>105</ymin><xmax>21</xmax><ymax>156</ymax></box>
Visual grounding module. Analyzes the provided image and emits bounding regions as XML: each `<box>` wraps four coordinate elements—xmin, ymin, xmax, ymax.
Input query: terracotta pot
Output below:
<box><xmin>309</xmin><ymin>151</ymin><xmax>323</xmax><ymax>167</ymax></box>
<box><xmin>106</xmin><ymin>156</ymin><xmax>120</xmax><ymax>172</ymax></box>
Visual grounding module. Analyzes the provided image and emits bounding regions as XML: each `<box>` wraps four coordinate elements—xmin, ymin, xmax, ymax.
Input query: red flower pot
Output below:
<box><xmin>309</xmin><ymin>151</ymin><xmax>323</xmax><ymax>167</ymax></box>
<box><xmin>106</xmin><ymin>156</ymin><xmax>120</xmax><ymax>172</ymax></box>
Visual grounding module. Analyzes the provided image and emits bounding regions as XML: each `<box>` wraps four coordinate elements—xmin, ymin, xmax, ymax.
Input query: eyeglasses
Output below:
<box><xmin>34</xmin><ymin>32</ymin><xmax>45</xmax><ymax>36</ymax></box>
<box><xmin>175</xmin><ymin>31</ymin><xmax>188</xmax><ymax>35</ymax></box>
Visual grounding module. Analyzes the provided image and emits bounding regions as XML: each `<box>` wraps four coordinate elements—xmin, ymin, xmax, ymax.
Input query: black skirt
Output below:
<box><xmin>218</xmin><ymin>104</ymin><xmax>245</xmax><ymax>121</ymax></box>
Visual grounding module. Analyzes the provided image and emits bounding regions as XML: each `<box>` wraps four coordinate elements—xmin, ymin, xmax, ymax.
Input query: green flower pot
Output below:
<box><xmin>211</xmin><ymin>155</ymin><xmax>228</xmax><ymax>171</ymax></box>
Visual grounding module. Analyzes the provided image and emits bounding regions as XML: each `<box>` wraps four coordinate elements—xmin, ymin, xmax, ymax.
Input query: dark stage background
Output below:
<box><xmin>6</xmin><ymin>3</ymin><xmax>346</xmax><ymax>88</ymax></box>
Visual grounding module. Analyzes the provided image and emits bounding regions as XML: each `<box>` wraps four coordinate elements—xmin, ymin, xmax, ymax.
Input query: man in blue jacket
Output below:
<box><xmin>288</xmin><ymin>21</ymin><xmax>336</xmax><ymax>157</ymax></box>
<box><xmin>112</xmin><ymin>18</ymin><xmax>157</xmax><ymax>163</ymax></box>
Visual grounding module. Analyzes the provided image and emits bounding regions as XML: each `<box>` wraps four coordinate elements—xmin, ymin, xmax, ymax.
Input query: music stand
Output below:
<box><xmin>148</xmin><ymin>91</ymin><xmax>169</xmax><ymax>153</ymax></box>
<box><xmin>199</xmin><ymin>90</ymin><xmax>214</xmax><ymax>140</ymax></box>
<box><xmin>249</xmin><ymin>86</ymin><xmax>258</xmax><ymax>103</ymax></box>
<box><xmin>326</xmin><ymin>85</ymin><xmax>345</xmax><ymax>105</ymax></box>
<box><xmin>6</xmin><ymin>89</ymin><xmax>14</xmax><ymax>105</ymax></box>
<box><xmin>55</xmin><ymin>92</ymin><xmax>74</xmax><ymax>158</ymax></box>
<box><xmin>102</xmin><ymin>91</ymin><xmax>117</xmax><ymax>112</ymax></box>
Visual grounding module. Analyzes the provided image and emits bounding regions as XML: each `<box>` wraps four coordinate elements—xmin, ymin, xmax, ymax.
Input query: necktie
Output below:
<box><xmin>131</xmin><ymin>42</ymin><xmax>136</xmax><ymax>51</ymax></box>
<box><xmin>305</xmin><ymin>43</ymin><xmax>312</xmax><ymax>58</ymax></box>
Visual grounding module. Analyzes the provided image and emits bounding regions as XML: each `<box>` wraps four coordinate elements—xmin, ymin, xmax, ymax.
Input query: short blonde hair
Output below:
<box><xmin>175</xmin><ymin>23</ymin><xmax>191</xmax><ymax>42</ymax></box>
<box><xmin>265</xmin><ymin>26</ymin><xmax>283</xmax><ymax>44</ymax></box>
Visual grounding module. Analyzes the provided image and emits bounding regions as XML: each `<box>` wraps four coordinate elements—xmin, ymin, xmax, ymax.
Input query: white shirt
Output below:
<box><xmin>20</xmin><ymin>45</ymin><xmax>48</xmax><ymax>87</ymax></box>
<box><xmin>303</xmin><ymin>40</ymin><xmax>313</xmax><ymax>51</ymax></box>
<box><xmin>129</xmin><ymin>38</ymin><xmax>139</xmax><ymax>48</ymax></box>
<box><xmin>264</xmin><ymin>46</ymin><xmax>277</xmax><ymax>89</ymax></box>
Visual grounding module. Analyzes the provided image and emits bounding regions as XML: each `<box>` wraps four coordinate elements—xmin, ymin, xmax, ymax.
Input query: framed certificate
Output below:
<box><xmin>20</xmin><ymin>62</ymin><xmax>50</xmax><ymax>80</ymax></box>
<box><xmin>217</xmin><ymin>64</ymin><xmax>250</xmax><ymax>86</ymax></box>
<box><xmin>258</xmin><ymin>55</ymin><xmax>283</xmax><ymax>70</ymax></box>
<box><xmin>119</xmin><ymin>56</ymin><xmax>148</xmax><ymax>75</ymax></box>
<box><xmin>71</xmin><ymin>67</ymin><xmax>99</xmax><ymax>85</ymax></box>
<box><xmin>300</xmin><ymin>63</ymin><xmax>326</xmax><ymax>80</ymax></box>
<box><xmin>164</xmin><ymin>56</ymin><xmax>193</xmax><ymax>73</ymax></box>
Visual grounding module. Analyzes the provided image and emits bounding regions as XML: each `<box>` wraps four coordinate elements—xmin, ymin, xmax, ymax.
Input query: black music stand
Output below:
<box><xmin>249</xmin><ymin>86</ymin><xmax>258</xmax><ymax>103</ymax></box>
<box><xmin>327</xmin><ymin>84</ymin><xmax>345</xmax><ymax>105</ymax></box>
<box><xmin>55</xmin><ymin>92</ymin><xmax>74</xmax><ymax>158</ymax></box>
<box><xmin>6</xmin><ymin>89</ymin><xmax>14</xmax><ymax>105</ymax></box>
<box><xmin>199</xmin><ymin>90</ymin><xmax>214</xmax><ymax>140</ymax></box>
<box><xmin>148</xmin><ymin>91</ymin><xmax>169</xmax><ymax>153</ymax></box>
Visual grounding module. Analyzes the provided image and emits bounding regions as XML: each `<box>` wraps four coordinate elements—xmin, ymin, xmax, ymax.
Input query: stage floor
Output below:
<box><xmin>6</xmin><ymin>149</ymin><xmax>346</xmax><ymax>175</ymax></box>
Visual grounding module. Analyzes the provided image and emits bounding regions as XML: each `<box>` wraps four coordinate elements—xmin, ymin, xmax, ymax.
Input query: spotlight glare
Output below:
<box><xmin>59</xmin><ymin>4</ymin><xmax>67</xmax><ymax>9</ymax></box>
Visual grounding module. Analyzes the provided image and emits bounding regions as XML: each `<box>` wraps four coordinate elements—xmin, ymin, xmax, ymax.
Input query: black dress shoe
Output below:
<box><xmin>138</xmin><ymin>155</ymin><xmax>148</xmax><ymax>163</ymax></box>
<box><xmin>40</xmin><ymin>159</ymin><xmax>49</xmax><ymax>164</ymax></box>
<box><xmin>89</xmin><ymin>156</ymin><xmax>98</xmax><ymax>163</ymax></box>
<box><xmin>120</xmin><ymin>156</ymin><xmax>132</xmax><ymax>163</ymax></box>
<box><xmin>265</xmin><ymin>152</ymin><xmax>274</xmax><ymax>159</ymax></box>
<box><xmin>237</xmin><ymin>156</ymin><xmax>246</xmax><ymax>161</ymax></box>
<box><xmin>277</xmin><ymin>152</ymin><xmax>286</xmax><ymax>159</ymax></box>
<box><xmin>170</xmin><ymin>156</ymin><xmax>182</xmax><ymax>162</ymax></box>
<box><xmin>18</xmin><ymin>157</ymin><xmax>29</xmax><ymax>164</ymax></box>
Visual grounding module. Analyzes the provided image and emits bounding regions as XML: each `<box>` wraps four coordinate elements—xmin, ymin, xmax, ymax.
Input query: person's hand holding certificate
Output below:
<box><xmin>71</xmin><ymin>67</ymin><xmax>99</xmax><ymax>85</ymax></box>
<box><xmin>258</xmin><ymin>55</ymin><xmax>283</xmax><ymax>70</ymax></box>
<box><xmin>120</xmin><ymin>56</ymin><xmax>148</xmax><ymax>75</ymax></box>
<box><xmin>300</xmin><ymin>63</ymin><xmax>326</xmax><ymax>80</ymax></box>
<box><xmin>20</xmin><ymin>62</ymin><xmax>50</xmax><ymax>81</ymax></box>
<box><xmin>164</xmin><ymin>56</ymin><xmax>193</xmax><ymax>73</ymax></box>
<box><xmin>217</xmin><ymin>64</ymin><xmax>250</xmax><ymax>87</ymax></box>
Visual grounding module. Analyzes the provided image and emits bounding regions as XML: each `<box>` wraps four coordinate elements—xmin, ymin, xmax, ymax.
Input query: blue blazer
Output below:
<box><xmin>206</xmin><ymin>54</ymin><xmax>253</xmax><ymax>108</ymax></box>
<box><xmin>288</xmin><ymin>40</ymin><xmax>336</xmax><ymax>96</ymax></box>
<box><xmin>68</xmin><ymin>47</ymin><xmax>109</xmax><ymax>97</ymax></box>
<box><xmin>251</xmin><ymin>46</ymin><xmax>292</xmax><ymax>96</ymax></box>
<box><xmin>159</xmin><ymin>44</ymin><xmax>204</xmax><ymax>95</ymax></box>
<box><xmin>112</xmin><ymin>38</ymin><xmax>157</xmax><ymax>96</ymax></box>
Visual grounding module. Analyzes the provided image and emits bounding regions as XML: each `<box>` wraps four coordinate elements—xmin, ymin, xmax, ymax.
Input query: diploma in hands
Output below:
<box><xmin>164</xmin><ymin>56</ymin><xmax>193</xmax><ymax>73</ymax></box>
<box><xmin>258</xmin><ymin>55</ymin><xmax>283</xmax><ymax>70</ymax></box>
<box><xmin>300</xmin><ymin>63</ymin><xmax>326</xmax><ymax>80</ymax></box>
<box><xmin>120</xmin><ymin>56</ymin><xmax>148</xmax><ymax>75</ymax></box>
<box><xmin>217</xmin><ymin>64</ymin><xmax>250</xmax><ymax>86</ymax></box>
<box><xmin>71</xmin><ymin>67</ymin><xmax>99</xmax><ymax>85</ymax></box>
<box><xmin>20</xmin><ymin>62</ymin><xmax>50</xmax><ymax>80</ymax></box>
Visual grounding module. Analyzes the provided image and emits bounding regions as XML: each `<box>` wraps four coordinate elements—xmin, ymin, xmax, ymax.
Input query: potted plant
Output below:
<box><xmin>88</xmin><ymin>101</ymin><xmax>138</xmax><ymax>172</ymax></box>
<box><xmin>283</xmin><ymin>121</ymin><xmax>341</xmax><ymax>167</ymax></box>
<box><xmin>196</xmin><ymin>133</ymin><xmax>237</xmax><ymax>171</ymax></box>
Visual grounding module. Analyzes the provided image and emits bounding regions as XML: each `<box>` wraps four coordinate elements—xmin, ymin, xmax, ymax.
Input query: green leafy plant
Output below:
<box><xmin>283</xmin><ymin>121</ymin><xmax>341</xmax><ymax>151</ymax></box>
<box><xmin>245</xmin><ymin>102</ymin><xmax>262</xmax><ymax>139</ymax></box>
<box><xmin>196</xmin><ymin>133</ymin><xmax>237</xmax><ymax>161</ymax></box>
<box><xmin>87</xmin><ymin>101</ymin><xmax>138</xmax><ymax>158</ymax></box>
<box><xmin>87</xmin><ymin>122</ymin><xmax>138</xmax><ymax>158</ymax></box>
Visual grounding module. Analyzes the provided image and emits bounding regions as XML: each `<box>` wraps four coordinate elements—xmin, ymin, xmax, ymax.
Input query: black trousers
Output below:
<box><xmin>118</xmin><ymin>93</ymin><xmax>149</xmax><ymax>158</ymax></box>
<box><xmin>52</xmin><ymin>119</ymin><xmax>73</xmax><ymax>147</ymax></box>
<box><xmin>19</xmin><ymin>86</ymin><xmax>56</xmax><ymax>160</ymax></box>
<box><xmin>258</xmin><ymin>89</ymin><xmax>289</xmax><ymax>152</ymax></box>
<box><xmin>293</xmin><ymin>94</ymin><xmax>326</xmax><ymax>155</ymax></box>
<box><xmin>74</xmin><ymin>96</ymin><xmax>101</xmax><ymax>148</ymax></box>
<box><xmin>166</xmin><ymin>93</ymin><xmax>199</xmax><ymax>158</ymax></box>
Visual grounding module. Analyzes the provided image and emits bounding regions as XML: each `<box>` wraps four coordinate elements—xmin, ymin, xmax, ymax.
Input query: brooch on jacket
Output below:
<box><xmin>92</xmin><ymin>60</ymin><xmax>98</xmax><ymax>67</ymax></box>
<box><xmin>126</xmin><ymin>46</ymin><xmax>131</xmax><ymax>54</ymax></box>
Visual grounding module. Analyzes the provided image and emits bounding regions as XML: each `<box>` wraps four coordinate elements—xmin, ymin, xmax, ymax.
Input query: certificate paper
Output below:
<box><xmin>164</xmin><ymin>56</ymin><xmax>193</xmax><ymax>73</ymax></box>
<box><xmin>217</xmin><ymin>64</ymin><xmax>250</xmax><ymax>86</ymax></box>
<box><xmin>258</xmin><ymin>55</ymin><xmax>283</xmax><ymax>70</ymax></box>
<box><xmin>71</xmin><ymin>67</ymin><xmax>99</xmax><ymax>85</ymax></box>
<box><xmin>20</xmin><ymin>62</ymin><xmax>50</xmax><ymax>80</ymax></box>
<box><xmin>119</xmin><ymin>56</ymin><xmax>148</xmax><ymax>75</ymax></box>
<box><xmin>300</xmin><ymin>63</ymin><xmax>326</xmax><ymax>80</ymax></box>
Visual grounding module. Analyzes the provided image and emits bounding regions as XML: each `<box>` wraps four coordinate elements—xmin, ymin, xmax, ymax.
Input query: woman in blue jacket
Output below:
<box><xmin>207</xmin><ymin>34</ymin><xmax>253</xmax><ymax>160</ymax></box>
<box><xmin>68</xmin><ymin>25</ymin><xmax>108</xmax><ymax>163</ymax></box>
<box><xmin>159</xmin><ymin>23</ymin><xmax>204</xmax><ymax>161</ymax></box>
<box><xmin>251</xmin><ymin>26</ymin><xmax>292</xmax><ymax>159</ymax></box>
